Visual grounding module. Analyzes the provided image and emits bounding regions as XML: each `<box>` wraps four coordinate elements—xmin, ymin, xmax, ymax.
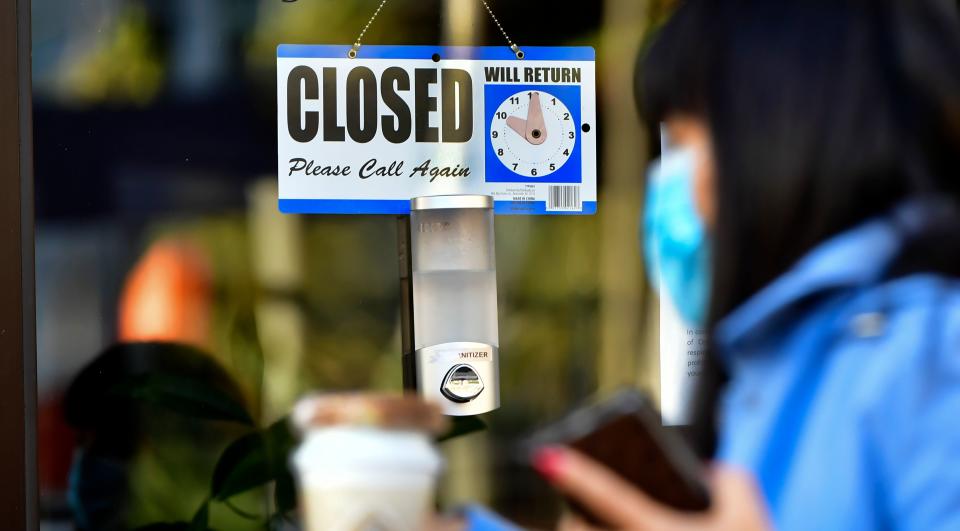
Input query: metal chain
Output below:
<box><xmin>349</xmin><ymin>0</ymin><xmax>391</xmax><ymax>58</ymax></box>
<box><xmin>479</xmin><ymin>0</ymin><xmax>524</xmax><ymax>59</ymax></box>
<box><xmin>349</xmin><ymin>0</ymin><xmax>524</xmax><ymax>60</ymax></box>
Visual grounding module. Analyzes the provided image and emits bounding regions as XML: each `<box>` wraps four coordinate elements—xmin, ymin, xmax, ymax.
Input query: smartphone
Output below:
<box><xmin>522</xmin><ymin>388</ymin><xmax>711</xmax><ymax>525</ymax></box>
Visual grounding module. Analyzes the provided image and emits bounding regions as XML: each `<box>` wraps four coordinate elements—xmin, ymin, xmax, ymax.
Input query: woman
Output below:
<box><xmin>530</xmin><ymin>0</ymin><xmax>960</xmax><ymax>529</ymax></box>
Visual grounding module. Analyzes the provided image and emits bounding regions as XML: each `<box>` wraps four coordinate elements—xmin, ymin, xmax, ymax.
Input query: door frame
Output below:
<box><xmin>0</xmin><ymin>0</ymin><xmax>38</xmax><ymax>528</ymax></box>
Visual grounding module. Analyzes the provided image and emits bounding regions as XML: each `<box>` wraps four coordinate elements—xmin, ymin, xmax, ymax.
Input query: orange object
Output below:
<box><xmin>117</xmin><ymin>239</ymin><xmax>212</xmax><ymax>348</ymax></box>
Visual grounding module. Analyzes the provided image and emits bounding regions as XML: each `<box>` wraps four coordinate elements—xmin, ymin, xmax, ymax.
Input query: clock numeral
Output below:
<box><xmin>551</xmin><ymin>98</ymin><xmax>557</xmax><ymax>105</ymax></box>
<box><xmin>510</xmin><ymin>97</ymin><xmax>519</xmax><ymax>104</ymax></box>
<box><xmin>531</xmin><ymin>168</ymin><xmax>538</xmax><ymax>176</ymax></box>
<box><xmin>550</xmin><ymin>163</ymin><xmax>556</xmax><ymax>171</ymax></box>
<box><xmin>563</xmin><ymin>112</ymin><xmax>570</xmax><ymax>121</ymax></box>
<box><xmin>568</xmin><ymin>131</ymin><xmax>575</xmax><ymax>139</ymax></box>
<box><xmin>563</xmin><ymin>149</ymin><xmax>570</xmax><ymax>157</ymax></box>
<box><xmin>498</xmin><ymin>148</ymin><xmax>504</xmax><ymax>156</ymax></box>
<box><xmin>496</xmin><ymin>112</ymin><xmax>507</xmax><ymax>119</ymax></box>
<box><xmin>492</xmin><ymin>131</ymin><xmax>498</xmax><ymax>138</ymax></box>
<box><xmin>512</xmin><ymin>163</ymin><xmax>518</xmax><ymax>171</ymax></box>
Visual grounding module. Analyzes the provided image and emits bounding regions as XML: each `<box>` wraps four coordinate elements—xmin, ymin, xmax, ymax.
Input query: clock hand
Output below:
<box><xmin>506</xmin><ymin>116</ymin><xmax>527</xmax><ymax>138</ymax></box>
<box><xmin>525</xmin><ymin>92</ymin><xmax>548</xmax><ymax>145</ymax></box>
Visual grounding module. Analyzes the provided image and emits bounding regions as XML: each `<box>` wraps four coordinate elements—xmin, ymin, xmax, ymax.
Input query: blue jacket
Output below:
<box><xmin>715</xmin><ymin>203</ymin><xmax>960</xmax><ymax>530</ymax></box>
<box><xmin>467</xmin><ymin>203</ymin><xmax>960</xmax><ymax>530</ymax></box>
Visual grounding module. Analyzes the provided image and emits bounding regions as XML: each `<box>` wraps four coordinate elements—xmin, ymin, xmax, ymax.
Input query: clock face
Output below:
<box><xmin>489</xmin><ymin>90</ymin><xmax>577</xmax><ymax>178</ymax></box>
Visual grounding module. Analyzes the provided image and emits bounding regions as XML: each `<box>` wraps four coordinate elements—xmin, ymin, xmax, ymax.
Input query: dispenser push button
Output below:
<box><xmin>441</xmin><ymin>364</ymin><xmax>485</xmax><ymax>403</ymax></box>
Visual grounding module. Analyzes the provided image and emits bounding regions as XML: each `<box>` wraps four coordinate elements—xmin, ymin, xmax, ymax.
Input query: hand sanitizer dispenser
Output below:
<box><xmin>409</xmin><ymin>195</ymin><xmax>499</xmax><ymax>416</ymax></box>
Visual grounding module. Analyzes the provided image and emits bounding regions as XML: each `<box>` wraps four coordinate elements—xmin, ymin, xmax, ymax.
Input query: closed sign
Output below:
<box><xmin>277</xmin><ymin>45</ymin><xmax>597</xmax><ymax>215</ymax></box>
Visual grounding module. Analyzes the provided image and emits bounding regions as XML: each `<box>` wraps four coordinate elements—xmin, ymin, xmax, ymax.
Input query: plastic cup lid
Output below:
<box><xmin>292</xmin><ymin>392</ymin><xmax>449</xmax><ymax>435</ymax></box>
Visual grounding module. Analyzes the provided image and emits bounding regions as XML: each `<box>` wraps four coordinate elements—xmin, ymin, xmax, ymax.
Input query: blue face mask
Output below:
<box><xmin>643</xmin><ymin>147</ymin><xmax>711</xmax><ymax>326</ymax></box>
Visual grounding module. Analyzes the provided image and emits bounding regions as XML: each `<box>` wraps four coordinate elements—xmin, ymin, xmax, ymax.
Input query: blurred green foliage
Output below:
<box><xmin>107</xmin><ymin>345</ymin><xmax>487</xmax><ymax>530</ymax></box>
<box><xmin>57</xmin><ymin>3</ymin><xmax>164</xmax><ymax>106</ymax></box>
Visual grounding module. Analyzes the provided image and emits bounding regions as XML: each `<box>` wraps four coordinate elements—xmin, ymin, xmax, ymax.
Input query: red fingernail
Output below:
<box><xmin>532</xmin><ymin>446</ymin><xmax>566</xmax><ymax>482</ymax></box>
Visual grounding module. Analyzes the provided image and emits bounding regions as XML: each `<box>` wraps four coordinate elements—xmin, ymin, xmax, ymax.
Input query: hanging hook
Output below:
<box><xmin>348</xmin><ymin>0</ymin><xmax>391</xmax><ymax>58</ymax></box>
<box><xmin>481</xmin><ymin>0</ymin><xmax>524</xmax><ymax>60</ymax></box>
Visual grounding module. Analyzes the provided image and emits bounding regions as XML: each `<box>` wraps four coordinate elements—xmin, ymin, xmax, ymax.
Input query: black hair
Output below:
<box><xmin>637</xmin><ymin>0</ymin><xmax>960</xmax><ymax>457</ymax></box>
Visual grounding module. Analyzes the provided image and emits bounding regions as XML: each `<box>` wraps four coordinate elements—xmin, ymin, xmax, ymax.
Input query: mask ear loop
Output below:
<box><xmin>658</xmin><ymin>122</ymin><xmax>671</xmax><ymax>156</ymax></box>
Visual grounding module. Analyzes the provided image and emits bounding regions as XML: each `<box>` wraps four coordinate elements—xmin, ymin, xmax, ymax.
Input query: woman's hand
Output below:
<box><xmin>533</xmin><ymin>447</ymin><xmax>771</xmax><ymax>531</ymax></box>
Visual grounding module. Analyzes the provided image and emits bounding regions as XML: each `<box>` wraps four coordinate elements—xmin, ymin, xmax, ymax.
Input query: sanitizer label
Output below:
<box><xmin>277</xmin><ymin>45</ymin><xmax>597</xmax><ymax>215</ymax></box>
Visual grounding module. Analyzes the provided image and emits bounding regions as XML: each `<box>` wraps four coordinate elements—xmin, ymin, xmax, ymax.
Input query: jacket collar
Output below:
<box><xmin>713</xmin><ymin>200</ymin><xmax>940</xmax><ymax>358</ymax></box>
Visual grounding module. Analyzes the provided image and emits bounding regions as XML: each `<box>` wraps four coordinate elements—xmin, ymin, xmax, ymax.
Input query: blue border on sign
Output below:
<box><xmin>277</xmin><ymin>45</ymin><xmax>595</xmax><ymax>62</ymax></box>
<box><xmin>494</xmin><ymin>200</ymin><xmax>597</xmax><ymax>216</ymax></box>
<box><xmin>279</xmin><ymin>199</ymin><xmax>597</xmax><ymax>216</ymax></box>
<box><xmin>280</xmin><ymin>199</ymin><xmax>410</xmax><ymax>214</ymax></box>
<box><xmin>483</xmin><ymin>84</ymin><xmax>583</xmax><ymax>184</ymax></box>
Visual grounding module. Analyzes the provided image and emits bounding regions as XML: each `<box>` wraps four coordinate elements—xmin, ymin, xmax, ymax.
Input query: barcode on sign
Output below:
<box><xmin>547</xmin><ymin>186</ymin><xmax>581</xmax><ymax>211</ymax></box>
